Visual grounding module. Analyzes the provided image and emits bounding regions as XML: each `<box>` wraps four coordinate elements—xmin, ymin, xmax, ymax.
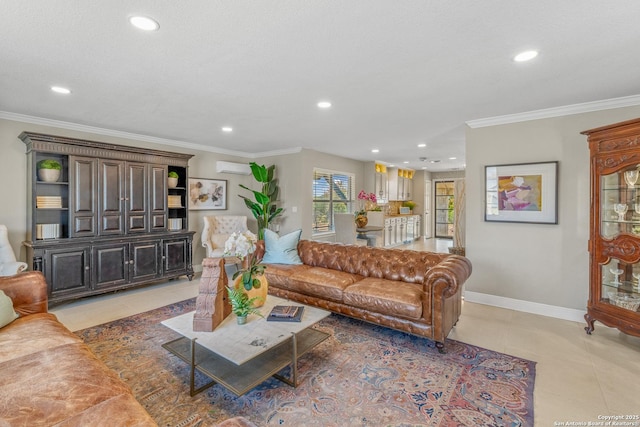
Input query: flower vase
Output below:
<box><xmin>234</xmin><ymin>275</ymin><xmax>268</xmax><ymax>307</ymax></box>
<box><xmin>355</xmin><ymin>214</ymin><xmax>368</xmax><ymax>228</ymax></box>
<box><xmin>234</xmin><ymin>257</ymin><xmax>268</xmax><ymax>307</ymax></box>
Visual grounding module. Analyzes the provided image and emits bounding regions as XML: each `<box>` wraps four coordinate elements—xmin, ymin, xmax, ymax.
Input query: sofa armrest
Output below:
<box><xmin>0</xmin><ymin>271</ymin><xmax>48</xmax><ymax>316</ymax></box>
<box><xmin>424</xmin><ymin>255</ymin><xmax>472</xmax><ymax>298</ymax></box>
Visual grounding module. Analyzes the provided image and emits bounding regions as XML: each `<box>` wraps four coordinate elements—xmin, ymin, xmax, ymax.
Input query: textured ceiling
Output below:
<box><xmin>2</xmin><ymin>1</ymin><xmax>640</xmax><ymax>171</ymax></box>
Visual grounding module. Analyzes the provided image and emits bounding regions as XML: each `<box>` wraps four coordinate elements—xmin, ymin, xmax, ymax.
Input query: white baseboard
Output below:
<box><xmin>193</xmin><ymin>264</ymin><xmax>203</xmax><ymax>274</ymax></box>
<box><xmin>464</xmin><ymin>291</ymin><xmax>586</xmax><ymax>323</ymax></box>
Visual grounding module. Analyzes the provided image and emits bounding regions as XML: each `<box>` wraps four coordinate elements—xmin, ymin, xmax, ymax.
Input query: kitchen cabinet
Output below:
<box><xmin>374</xmin><ymin>163</ymin><xmax>389</xmax><ymax>204</ymax></box>
<box><xmin>21</xmin><ymin>132</ymin><xmax>194</xmax><ymax>304</ymax></box>
<box><xmin>388</xmin><ymin>168</ymin><xmax>414</xmax><ymax>201</ymax></box>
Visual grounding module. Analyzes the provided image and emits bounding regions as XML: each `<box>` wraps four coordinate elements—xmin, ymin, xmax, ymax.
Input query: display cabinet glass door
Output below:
<box><xmin>435</xmin><ymin>181</ymin><xmax>455</xmax><ymax>238</ymax></box>
<box><xmin>597</xmin><ymin>168</ymin><xmax>640</xmax><ymax>314</ymax></box>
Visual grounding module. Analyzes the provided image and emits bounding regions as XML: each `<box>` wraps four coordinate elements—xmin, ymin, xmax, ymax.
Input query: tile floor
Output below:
<box><xmin>50</xmin><ymin>238</ymin><xmax>640</xmax><ymax>426</ymax></box>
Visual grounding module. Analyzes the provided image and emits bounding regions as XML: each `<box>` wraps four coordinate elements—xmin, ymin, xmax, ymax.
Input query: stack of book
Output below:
<box><xmin>168</xmin><ymin>195</ymin><xmax>182</xmax><ymax>208</ymax></box>
<box><xmin>267</xmin><ymin>305</ymin><xmax>304</xmax><ymax>322</ymax></box>
<box><xmin>36</xmin><ymin>196</ymin><xmax>62</xmax><ymax>209</ymax></box>
<box><xmin>168</xmin><ymin>218</ymin><xmax>182</xmax><ymax>231</ymax></box>
<box><xmin>36</xmin><ymin>223</ymin><xmax>61</xmax><ymax>239</ymax></box>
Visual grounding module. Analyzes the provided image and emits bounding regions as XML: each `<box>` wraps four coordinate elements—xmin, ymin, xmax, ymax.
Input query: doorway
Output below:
<box><xmin>424</xmin><ymin>179</ymin><xmax>432</xmax><ymax>238</ymax></box>
<box><xmin>434</xmin><ymin>180</ymin><xmax>454</xmax><ymax>238</ymax></box>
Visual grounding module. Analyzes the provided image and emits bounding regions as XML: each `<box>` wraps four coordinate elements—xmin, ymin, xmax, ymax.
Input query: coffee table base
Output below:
<box><xmin>162</xmin><ymin>327</ymin><xmax>330</xmax><ymax>396</ymax></box>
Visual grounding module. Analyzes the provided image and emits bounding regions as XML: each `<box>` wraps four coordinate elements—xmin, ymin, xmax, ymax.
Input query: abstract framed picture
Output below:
<box><xmin>188</xmin><ymin>178</ymin><xmax>227</xmax><ymax>210</ymax></box>
<box><xmin>485</xmin><ymin>161</ymin><xmax>558</xmax><ymax>224</ymax></box>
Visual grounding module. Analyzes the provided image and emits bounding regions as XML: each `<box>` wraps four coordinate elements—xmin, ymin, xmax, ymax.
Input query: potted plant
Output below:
<box><xmin>167</xmin><ymin>171</ymin><xmax>179</xmax><ymax>188</ymax></box>
<box><xmin>224</xmin><ymin>230</ymin><xmax>268</xmax><ymax>306</ymax></box>
<box><xmin>226</xmin><ymin>285</ymin><xmax>264</xmax><ymax>324</ymax></box>
<box><xmin>239</xmin><ymin>162</ymin><xmax>284</xmax><ymax>240</ymax></box>
<box><xmin>355</xmin><ymin>190</ymin><xmax>377</xmax><ymax>227</ymax></box>
<box><xmin>402</xmin><ymin>200</ymin><xmax>416</xmax><ymax>213</ymax></box>
<box><xmin>37</xmin><ymin>159</ymin><xmax>62</xmax><ymax>182</ymax></box>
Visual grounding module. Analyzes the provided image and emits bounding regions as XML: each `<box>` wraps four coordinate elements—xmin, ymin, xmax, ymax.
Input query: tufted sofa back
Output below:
<box><xmin>296</xmin><ymin>240</ymin><xmax>448</xmax><ymax>285</ymax></box>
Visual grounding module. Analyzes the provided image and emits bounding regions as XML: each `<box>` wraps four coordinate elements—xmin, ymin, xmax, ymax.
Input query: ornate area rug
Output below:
<box><xmin>76</xmin><ymin>299</ymin><xmax>535</xmax><ymax>427</ymax></box>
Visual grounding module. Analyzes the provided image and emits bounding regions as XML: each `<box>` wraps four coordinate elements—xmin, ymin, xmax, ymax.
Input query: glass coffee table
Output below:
<box><xmin>161</xmin><ymin>296</ymin><xmax>331</xmax><ymax>396</ymax></box>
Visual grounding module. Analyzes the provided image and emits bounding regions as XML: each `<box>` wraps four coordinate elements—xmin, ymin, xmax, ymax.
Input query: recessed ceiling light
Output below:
<box><xmin>129</xmin><ymin>16</ymin><xmax>160</xmax><ymax>31</ymax></box>
<box><xmin>221</xmin><ymin>126</ymin><xmax>233</xmax><ymax>133</ymax></box>
<box><xmin>389</xmin><ymin>164</ymin><xmax>395</xmax><ymax>167</ymax></box>
<box><xmin>371</xmin><ymin>149</ymin><xmax>379</xmax><ymax>153</ymax></box>
<box><xmin>449</xmin><ymin>157</ymin><xmax>457</xmax><ymax>160</ymax></box>
<box><xmin>403</xmin><ymin>161</ymin><xmax>409</xmax><ymax>164</ymax></box>
<box><xmin>51</xmin><ymin>86</ymin><xmax>71</xmax><ymax>94</ymax></box>
<box><xmin>317</xmin><ymin>101</ymin><xmax>332</xmax><ymax>109</ymax></box>
<box><xmin>421</xmin><ymin>166</ymin><xmax>427</xmax><ymax>170</ymax></box>
<box><xmin>514</xmin><ymin>50</ymin><xmax>538</xmax><ymax>62</ymax></box>
<box><xmin>417</xmin><ymin>143</ymin><xmax>426</xmax><ymax>148</ymax></box>
<box><xmin>430</xmin><ymin>160</ymin><xmax>440</xmax><ymax>163</ymax></box>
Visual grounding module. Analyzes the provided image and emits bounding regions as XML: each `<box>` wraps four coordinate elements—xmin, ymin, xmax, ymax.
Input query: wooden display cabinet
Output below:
<box><xmin>21</xmin><ymin>132</ymin><xmax>195</xmax><ymax>305</ymax></box>
<box><xmin>583</xmin><ymin>118</ymin><xmax>640</xmax><ymax>337</ymax></box>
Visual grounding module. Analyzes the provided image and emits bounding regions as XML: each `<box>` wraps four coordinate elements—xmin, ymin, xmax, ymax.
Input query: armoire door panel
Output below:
<box><xmin>99</xmin><ymin>160</ymin><xmax>124</xmax><ymax>235</ymax></box>
<box><xmin>127</xmin><ymin>162</ymin><xmax>149</xmax><ymax>233</ymax></box>
<box><xmin>69</xmin><ymin>156</ymin><xmax>97</xmax><ymax>237</ymax></box>
<box><xmin>74</xmin><ymin>217</ymin><xmax>95</xmax><ymax>234</ymax></box>
<box><xmin>130</xmin><ymin>241</ymin><xmax>161</xmax><ymax>281</ymax></box>
<box><xmin>128</xmin><ymin>215</ymin><xmax>146</xmax><ymax>231</ymax></box>
<box><xmin>150</xmin><ymin>165</ymin><xmax>167</xmax><ymax>231</ymax></box>
<box><xmin>151</xmin><ymin>214</ymin><xmax>166</xmax><ymax>229</ymax></box>
<box><xmin>94</xmin><ymin>244</ymin><xmax>128</xmax><ymax>288</ymax></box>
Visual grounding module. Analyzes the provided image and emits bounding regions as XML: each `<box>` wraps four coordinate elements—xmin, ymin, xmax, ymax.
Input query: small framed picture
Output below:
<box><xmin>485</xmin><ymin>161</ymin><xmax>558</xmax><ymax>224</ymax></box>
<box><xmin>188</xmin><ymin>178</ymin><xmax>227</xmax><ymax>210</ymax></box>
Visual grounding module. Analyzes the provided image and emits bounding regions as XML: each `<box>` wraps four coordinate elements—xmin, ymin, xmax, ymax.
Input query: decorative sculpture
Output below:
<box><xmin>193</xmin><ymin>257</ymin><xmax>231</xmax><ymax>332</ymax></box>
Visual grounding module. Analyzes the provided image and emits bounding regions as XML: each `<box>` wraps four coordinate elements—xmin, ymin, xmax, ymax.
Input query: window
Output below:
<box><xmin>313</xmin><ymin>169</ymin><xmax>355</xmax><ymax>233</ymax></box>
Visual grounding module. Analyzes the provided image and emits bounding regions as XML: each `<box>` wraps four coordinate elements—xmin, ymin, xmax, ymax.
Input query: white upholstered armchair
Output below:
<box><xmin>201</xmin><ymin>216</ymin><xmax>249</xmax><ymax>257</ymax></box>
<box><xmin>0</xmin><ymin>225</ymin><xmax>28</xmax><ymax>276</ymax></box>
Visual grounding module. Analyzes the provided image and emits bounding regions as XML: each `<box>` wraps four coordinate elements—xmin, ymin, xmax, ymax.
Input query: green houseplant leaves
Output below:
<box><xmin>239</xmin><ymin>162</ymin><xmax>284</xmax><ymax>240</ymax></box>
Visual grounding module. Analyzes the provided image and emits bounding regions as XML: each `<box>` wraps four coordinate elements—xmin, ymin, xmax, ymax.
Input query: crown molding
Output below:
<box><xmin>466</xmin><ymin>94</ymin><xmax>640</xmax><ymax>129</ymax></box>
<box><xmin>0</xmin><ymin>111</ymin><xmax>302</xmax><ymax>158</ymax></box>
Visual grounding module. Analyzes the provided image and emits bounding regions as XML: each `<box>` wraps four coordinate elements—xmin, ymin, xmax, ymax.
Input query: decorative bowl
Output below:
<box><xmin>608</xmin><ymin>292</ymin><xmax>640</xmax><ymax>311</ymax></box>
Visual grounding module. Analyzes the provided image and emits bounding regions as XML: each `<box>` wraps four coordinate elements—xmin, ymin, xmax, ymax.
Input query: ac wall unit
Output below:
<box><xmin>215</xmin><ymin>161</ymin><xmax>251</xmax><ymax>175</ymax></box>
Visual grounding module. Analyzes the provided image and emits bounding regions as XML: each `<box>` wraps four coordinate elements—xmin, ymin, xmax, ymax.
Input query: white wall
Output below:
<box><xmin>465</xmin><ymin>105</ymin><xmax>640</xmax><ymax>317</ymax></box>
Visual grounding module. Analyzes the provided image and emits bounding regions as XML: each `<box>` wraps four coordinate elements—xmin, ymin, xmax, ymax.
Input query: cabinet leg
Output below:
<box><xmin>435</xmin><ymin>341</ymin><xmax>446</xmax><ymax>354</ymax></box>
<box><xmin>187</xmin><ymin>274</ymin><xmax>194</xmax><ymax>281</ymax></box>
<box><xmin>584</xmin><ymin>313</ymin><xmax>595</xmax><ymax>335</ymax></box>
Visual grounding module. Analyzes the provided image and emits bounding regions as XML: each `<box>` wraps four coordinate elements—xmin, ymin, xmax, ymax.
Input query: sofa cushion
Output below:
<box><xmin>264</xmin><ymin>264</ymin><xmax>311</xmax><ymax>286</ymax></box>
<box><xmin>262</xmin><ymin>229</ymin><xmax>303</xmax><ymax>264</ymax></box>
<box><xmin>0</xmin><ymin>312</ymin><xmax>82</xmax><ymax>364</ymax></box>
<box><xmin>0</xmin><ymin>290</ymin><xmax>18</xmax><ymax>328</ymax></box>
<box><xmin>343</xmin><ymin>277</ymin><xmax>424</xmax><ymax>320</ymax></box>
<box><xmin>285</xmin><ymin>267</ymin><xmax>362</xmax><ymax>302</ymax></box>
<box><xmin>0</xmin><ymin>342</ymin><xmax>144</xmax><ymax>426</ymax></box>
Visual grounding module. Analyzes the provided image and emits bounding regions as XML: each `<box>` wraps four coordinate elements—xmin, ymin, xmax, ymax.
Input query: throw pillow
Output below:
<box><xmin>0</xmin><ymin>290</ymin><xmax>19</xmax><ymax>329</ymax></box>
<box><xmin>262</xmin><ymin>229</ymin><xmax>303</xmax><ymax>265</ymax></box>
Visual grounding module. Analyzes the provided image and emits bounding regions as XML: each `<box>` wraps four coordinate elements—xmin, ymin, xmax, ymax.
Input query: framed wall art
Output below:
<box><xmin>188</xmin><ymin>178</ymin><xmax>227</xmax><ymax>210</ymax></box>
<box><xmin>484</xmin><ymin>161</ymin><xmax>558</xmax><ymax>224</ymax></box>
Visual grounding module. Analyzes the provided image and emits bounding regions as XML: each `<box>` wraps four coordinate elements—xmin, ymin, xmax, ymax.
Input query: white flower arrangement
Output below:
<box><xmin>223</xmin><ymin>230</ymin><xmax>257</xmax><ymax>259</ymax></box>
<box><xmin>223</xmin><ymin>230</ymin><xmax>266</xmax><ymax>290</ymax></box>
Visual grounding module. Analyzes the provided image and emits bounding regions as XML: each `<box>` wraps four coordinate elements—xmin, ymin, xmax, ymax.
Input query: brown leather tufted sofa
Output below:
<box><xmin>262</xmin><ymin>240</ymin><xmax>472</xmax><ymax>351</ymax></box>
<box><xmin>0</xmin><ymin>272</ymin><xmax>157</xmax><ymax>426</ymax></box>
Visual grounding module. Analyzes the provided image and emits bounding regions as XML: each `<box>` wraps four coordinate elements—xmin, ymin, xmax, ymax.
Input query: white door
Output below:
<box><xmin>424</xmin><ymin>179</ymin><xmax>432</xmax><ymax>238</ymax></box>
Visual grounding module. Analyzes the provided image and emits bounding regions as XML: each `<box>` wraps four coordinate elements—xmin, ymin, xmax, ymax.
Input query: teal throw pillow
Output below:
<box><xmin>262</xmin><ymin>229</ymin><xmax>303</xmax><ymax>265</ymax></box>
<box><xmin>0</xmin><ymin>290</ymin><xmax>19</xmax><ymax>329</ymax></box>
